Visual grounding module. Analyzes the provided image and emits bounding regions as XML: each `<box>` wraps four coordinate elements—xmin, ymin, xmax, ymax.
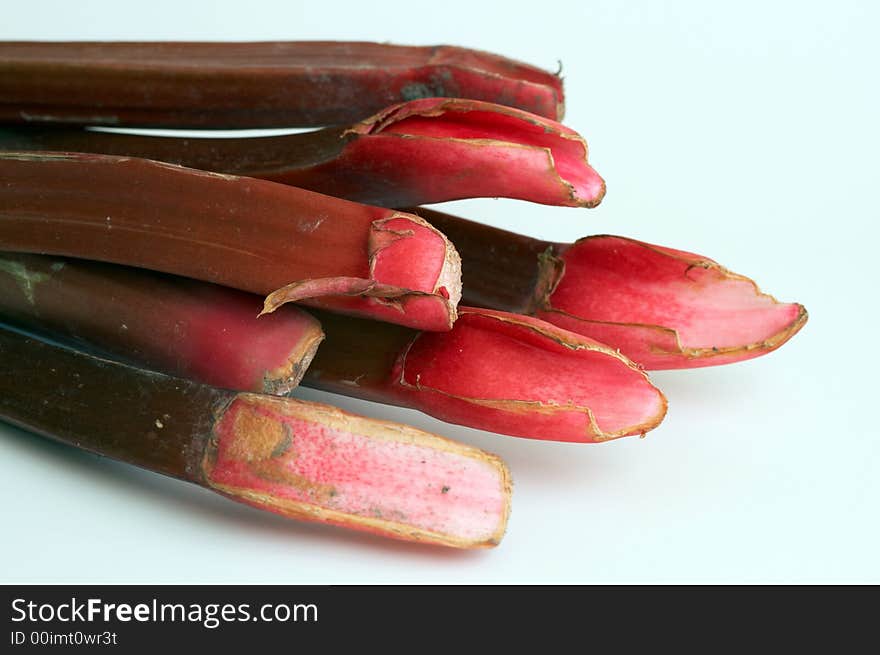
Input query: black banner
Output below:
<box><xmin>3</xmin><ymin>584</ymin><xmax>845</xmax><ymax>649</ymax></box>
<box><xmin>3</xmin><ymin>585</ymin><xmax>592</xmax><ymax>649</ymax></box>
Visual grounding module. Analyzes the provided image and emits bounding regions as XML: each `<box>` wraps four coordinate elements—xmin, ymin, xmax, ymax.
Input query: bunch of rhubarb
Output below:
<box><xmin>0</xmin><ymin>41</ymin><xmax>805</xmax><ymax>548</ymax></box>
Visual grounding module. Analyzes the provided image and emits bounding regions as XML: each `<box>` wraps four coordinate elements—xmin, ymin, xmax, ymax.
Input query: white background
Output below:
<box><xmin>1</xmin><ymin>1</ymin><xmax>877</xmax><ymax>583</ymax></box>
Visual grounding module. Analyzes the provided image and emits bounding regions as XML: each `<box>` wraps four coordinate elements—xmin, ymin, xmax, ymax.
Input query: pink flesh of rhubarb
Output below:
<box><xmin>391</xmin><ymin>308</ymin><xmax>666</xmax><ymax>442</ymax></box>
<box><xmin>206</xmin><ymin>394</ymin><xmax>511</xmax><ymax>548</ymax></box>
<box><xmin>384</xmin><ymin>107</ymin><xmax>604</xmax><ymax>202</ymax></box>
<box><xmin>277</xmin><ymin>98</ymin><xmax>605</xmax><ymax>208</ymax></box>
<box><xmin>537</xmin><ymin>236</ymin><xmax>808</xmax><ymax>369</ymax></box>
<box><xmin>370</xmin><ymin>216</ymin><xmax>448</xmax><ymax>291</ymax></box>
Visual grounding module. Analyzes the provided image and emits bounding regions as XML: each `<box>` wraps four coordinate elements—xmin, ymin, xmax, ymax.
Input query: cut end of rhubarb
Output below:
<box><xmin>392</xmin><ymin>307</ymin><xmax>667</xmax><ymax>442</ymax></box>
<box><xmin>369</xmin><ymin>212</ymin><xmax>463</xmax><ymax>313</ymax></box>
<box><xmin>167</xmin><ymin>283</ymin><xmax>325</xmax><ymax>394</ymax></box>
<box><xmin>340</xmin><ymin>98</ymin><xmax>605</xmax><ymax>208</ymax></box>
<box><xmin>260</xmin><ymin>211</ymin><xmax>461</xmax><ymax>331</ymax></box>
<box><xmin>260</xmin><ymin>319</ymin><xmax>325</xmax><ymax>396</ymax></box>
<box><xmin>204</xmin><ymin>394</ymin><xmax>512</xmax><ymax>548</ymax></box>
<box><xmin>538</xmin><ymin>236</ymin><xmax>808</xmax><ymax>369</ymax></box>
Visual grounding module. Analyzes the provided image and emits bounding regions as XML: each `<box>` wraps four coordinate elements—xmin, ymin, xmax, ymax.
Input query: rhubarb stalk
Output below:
<box><xmin>0</xmin><ymin>253</ymin><xmax>324</xmax><ymax>394</ymax></box>
<box><xmin>415</xmin><ymin>208</ymin><xmax>808</xmax><ymax>369</ymax></box>
<box><xmin>0</xmin><ymin>325</ymin><xmax>511</xmax><ymax>548</ymax></box>
<box><xmin>0</xmin><ymin>41</ymin><xmax>563</xmax><ymax>127</ymax></box>
<box><xmin>306</xmin><ymin>308</ymin><xmax>667</xmax><ymax>443</ymax></box>
<box><xmin>0</xmin><ymin>98</ymin><xmax>604</xmax><ymax>208</ymax></box>
<box><xmin>0</xmin><ymin>152</ymin><xmax>461</xmax><ymax>331</ymax></box>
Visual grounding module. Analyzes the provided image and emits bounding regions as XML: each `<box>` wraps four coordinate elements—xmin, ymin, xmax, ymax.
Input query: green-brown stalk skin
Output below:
<box><xmin>0</xmin><ymin>41</ymin><xmax>563</xmax><ymax>127</ymax></box>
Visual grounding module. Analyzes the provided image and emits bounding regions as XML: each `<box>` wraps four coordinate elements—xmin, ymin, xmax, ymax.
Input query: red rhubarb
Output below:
<box><xmin>0</xmin><ymin>325</ymin><xmax>512</xmax><ymax>548</ymax></box>
<box><xmin>0</xmin><ymin>152</ymin><xmax>461</xmax><ymax>331</ymax></box>
<box><xmin>536</xmin><ymin>236</ymin><xmax>808</xmax><ymax>369</ymax></box>
<box><xmin>0</xmin><ymin>253</ymin><xmax>324</xmax><ymax>394</ymax></box>
<box><xmin>307</xmin><ymin>307</ymin><xmax>667</xmax><ymax>443</ymax></box>
<box><xmin>417</xmin><ymin>209</ymin><xmax>808</xmax><ymax>369</ymax></box>
<box><xmin>0</xmin><ymin>98</ymin><xmax>604</xmax><ymax>208</ymax></box>
<box><xmin>0</xmin><ymin>41</ymin><xmax>563</xmax><ymax>127</ymax></box>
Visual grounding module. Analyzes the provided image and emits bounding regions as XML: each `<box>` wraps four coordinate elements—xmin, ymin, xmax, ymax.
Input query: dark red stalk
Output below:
<box><xmin>0</xmin><ymin>325</ymin><xmax>512</xmax><ymax>548</ymax></box>
<box><xmin>0</xmin><ymin>152</ymin><xmax>461</xmax><ymax>331</ymax></box>
<box><xmin>414</xmin><ymin>209</ymin><xmax>808</xmax><ymax>369</ymax></box>
<box><xmin>0</xmin><ymin>98</ymin><xmax>604</xmax><ymax>208</ymax></box>
<box><xmin>0</xmin><ymin>252</ymin><xmax>324</xmax><ymax>394</ymax></box>
<box><xmin>0</xmin><ymin>41</ymin><xmax>563</xmax><ymax>127</ymax></box>
<box><xmin>306</xmin><ymin>308</ymin><xmax>667</xmax><ymax>443</ymax></box>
